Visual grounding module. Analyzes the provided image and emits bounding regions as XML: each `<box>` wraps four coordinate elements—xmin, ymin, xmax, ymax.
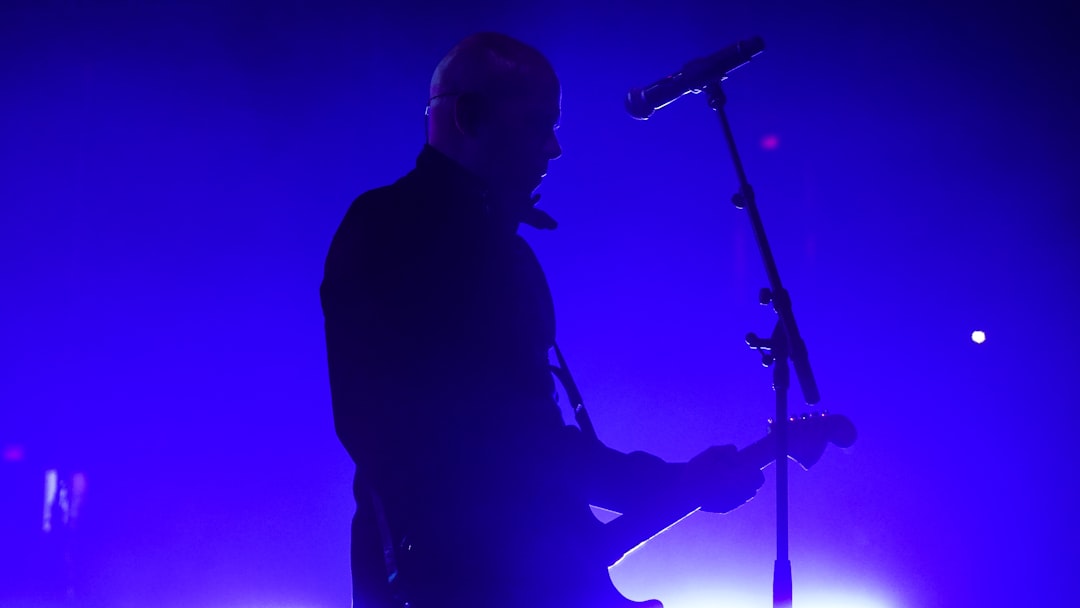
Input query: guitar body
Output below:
<box><xmin>377</xmin><ymin>414</ymin><xmax>853</xmax><ymax>608</ymax></box>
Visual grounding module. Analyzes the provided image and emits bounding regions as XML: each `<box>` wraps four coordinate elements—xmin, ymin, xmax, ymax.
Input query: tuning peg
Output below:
<box><xmin>758</xmin><ymin>288</ymin><xmax>773</xmax><ymax>305</ymax></box>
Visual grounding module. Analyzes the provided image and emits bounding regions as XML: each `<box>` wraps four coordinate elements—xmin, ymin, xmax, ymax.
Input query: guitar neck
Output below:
<box><xmin>737</xmin><ymin>431</ymin><xmax>782</xmax><ymax>472</ymax></box>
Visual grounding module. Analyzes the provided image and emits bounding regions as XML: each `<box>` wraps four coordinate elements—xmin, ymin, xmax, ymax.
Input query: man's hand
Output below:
<box><xmin>683</xmin><ymin>444</ymin><xmax>766</xmax><ymax>514</ymax></box>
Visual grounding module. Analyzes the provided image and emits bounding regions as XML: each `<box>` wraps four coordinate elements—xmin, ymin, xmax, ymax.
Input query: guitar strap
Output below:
<box><xmin>369</xmin><ymin>486</ymin><xmax>399</xmax><ymax>587</ymax></box>
<box><xmin>353</xmin><ymin>468</ymin><xmax>405</xmax><ymax>607</ymax></box>
<box><xmin>550</xmin><ymin>341</ymin><xmax>601</xmax><ymax>444</ymax></box>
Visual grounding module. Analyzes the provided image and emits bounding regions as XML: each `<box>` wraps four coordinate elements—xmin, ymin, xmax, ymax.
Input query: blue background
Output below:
<box><xmin>2</xmin><ymin>1</ymin><xmax>1077</xmax><ymax>606</ymax></box>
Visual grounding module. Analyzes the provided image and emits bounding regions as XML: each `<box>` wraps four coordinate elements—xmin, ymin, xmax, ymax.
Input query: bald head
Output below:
<box><xmin>426</xmin><ymin>33</ymin><xmax>562</xmax><ymax>207</ymax></box>
<box><xmin>429</xmin><ymin>32</ymin><xmax>556</xmax><ymax>101</ymax></box>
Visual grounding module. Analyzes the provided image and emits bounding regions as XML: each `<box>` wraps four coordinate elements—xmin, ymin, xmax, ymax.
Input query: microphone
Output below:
<box><xmin>522</xmin><ymin>206</ymin><xmax>558</xmax><ymax>230</ymax></box>
<box><xmin>625</xmin><ymin>36</ymin><xmax>765</xmax><ymax>120</ymax></box>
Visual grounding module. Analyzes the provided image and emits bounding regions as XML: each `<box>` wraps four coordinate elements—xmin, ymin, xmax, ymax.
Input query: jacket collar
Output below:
<box><xmin>412</xmin><ymin>144</ymin><xmax>558</xmax><ymax>231</ymax></box>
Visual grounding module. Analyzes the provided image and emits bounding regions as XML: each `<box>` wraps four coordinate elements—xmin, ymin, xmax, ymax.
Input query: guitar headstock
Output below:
<box><xmin>767</xmin><ymin>411</ymin><xmax>857</xmax><ymax>470</ymax></box>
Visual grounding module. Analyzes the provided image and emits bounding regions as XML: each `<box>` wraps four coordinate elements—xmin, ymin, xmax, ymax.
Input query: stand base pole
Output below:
<box><xmin>773</xmin><ymin>558</ymin><xmax>792</xmax><ymax>608</ymax></box>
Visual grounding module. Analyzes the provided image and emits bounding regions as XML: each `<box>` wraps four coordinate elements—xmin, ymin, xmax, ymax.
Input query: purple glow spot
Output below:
<box><xmin>761</xmin><ymin>134</ymin><xmax>780</xmax><ymax>150</ymax></box>
<box><xmin>2</xmin><ymin>443</ymin><xmax>24</xmax><ymax>462</ymax></box>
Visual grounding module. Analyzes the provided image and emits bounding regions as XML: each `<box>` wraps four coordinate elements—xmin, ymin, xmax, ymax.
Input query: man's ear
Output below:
<box><xmin>453</xmin><ymin>93</ymin><xmax>487</xmax><ymax>136</ymax></box>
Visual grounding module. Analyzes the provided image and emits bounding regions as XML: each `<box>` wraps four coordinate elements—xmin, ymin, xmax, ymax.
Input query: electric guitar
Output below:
<box><xmin>588</xmin><ymin>412</ymin><xmax>857</xmax><ymax>608</ymax></box>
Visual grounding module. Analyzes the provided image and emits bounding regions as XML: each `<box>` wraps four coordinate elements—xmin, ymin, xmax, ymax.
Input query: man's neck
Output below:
<box><xmin>484</xmin><ymin>190</ymin><xmax>532</xmax><ymax>236</ymax></box>
<box><xmin>424</xmin><ymin>142</ymin><xmax>535</xmax><ymax>234</ymax></box>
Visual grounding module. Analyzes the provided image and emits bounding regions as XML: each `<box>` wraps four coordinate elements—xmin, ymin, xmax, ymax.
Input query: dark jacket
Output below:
<box><xmin>321</xmin><ymin>145</ymin><xmax>678</xmax><ymax>607</ymax></box>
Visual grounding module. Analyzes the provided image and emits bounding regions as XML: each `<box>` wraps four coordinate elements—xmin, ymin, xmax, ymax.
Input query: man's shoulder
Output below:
<box><xmin>347</xmin><ymin>177</ymin><xmax>410</xmax><ymax>223</ymax></box>
<box><xmin>322</xmin><ymin>172</ymin><xmax>425</xmax><ymax>278</ymax></box>
<box><xmin>335</xmin><ymin>172</ymin><xmax>423</xmax><ymax>240</ymax></box>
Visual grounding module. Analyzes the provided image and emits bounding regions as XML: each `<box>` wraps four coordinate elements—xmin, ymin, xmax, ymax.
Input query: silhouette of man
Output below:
<box><xmin>321</xmin><ymin>32</ymin><xmax>765</xmax><ymax>608</ymax></box>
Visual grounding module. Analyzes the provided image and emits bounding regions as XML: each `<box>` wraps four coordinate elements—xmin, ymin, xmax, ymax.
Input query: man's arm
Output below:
<box><xmin>562</xmin><ymin>425</ymin><xmax>765</xmax><ymax>517</ymax></box>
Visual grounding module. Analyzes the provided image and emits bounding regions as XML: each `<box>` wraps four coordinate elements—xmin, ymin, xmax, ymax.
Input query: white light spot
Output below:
<box><xmin>971</xmin><ymin>330</ymin><xmax>986</xmax><ymax>344</ymax></box>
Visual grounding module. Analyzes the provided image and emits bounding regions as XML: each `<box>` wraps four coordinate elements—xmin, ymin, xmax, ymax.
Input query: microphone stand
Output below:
<box><xmin>704</xmin><ymin>81</ymin><xmax>820</xmax><ymax>608</ymax></box>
